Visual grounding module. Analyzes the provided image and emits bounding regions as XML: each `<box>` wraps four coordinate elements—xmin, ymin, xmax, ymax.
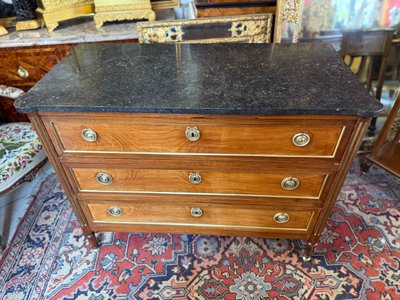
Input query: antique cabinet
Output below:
<box><xmin>15</xmin><ymin>43</ymin><xmax>382</xmax><ymax>259</ymax></box>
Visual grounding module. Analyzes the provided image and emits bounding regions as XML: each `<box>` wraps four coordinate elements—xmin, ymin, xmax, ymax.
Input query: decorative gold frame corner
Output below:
<box><xmin>274</xmin><ymin>0</ymin><xmax>304</xmax><ymax>43</ymax></box>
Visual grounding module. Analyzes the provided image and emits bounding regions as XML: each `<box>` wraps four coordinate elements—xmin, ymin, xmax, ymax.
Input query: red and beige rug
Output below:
<box><xmin>0</xmin><ymin>157</ymin><xmax>399</xmax><ymax>299</ymax></box>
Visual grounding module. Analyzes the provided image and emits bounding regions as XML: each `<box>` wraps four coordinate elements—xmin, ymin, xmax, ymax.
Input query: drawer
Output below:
<box><xmin>0</xmin><ymin>45</ymin><xmax>72</xmax><ymax>87</ymax></box>
<box><xmin>71</xmin><ymin>167</ymin><xmax>328</xmax><ymax>199</ymax></box>
<box><xmin>45</xmin><ymin>115</ymin><xmax>348</xmax><ymax>158</ymax></box>
<box><xmin>84</xmin><ymin>201</ymin><xmax>320</xmax><ymax>234</ymax></box>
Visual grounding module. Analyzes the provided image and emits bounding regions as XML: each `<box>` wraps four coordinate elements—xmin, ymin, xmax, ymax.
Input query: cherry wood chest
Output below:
<box><xmin>15</xmin><ymin>43</ymin><xmax>382</xmax><ymax>259</ymax></box>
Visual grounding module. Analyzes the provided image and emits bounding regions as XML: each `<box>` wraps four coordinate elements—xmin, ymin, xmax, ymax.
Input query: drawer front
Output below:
<box><xmin>71</xmin><ymin>167</ymin><xmax>328</xmax><ymax>199</ymax></box>
<box><xmin>48</xmin><ymin>118</ymin><xmax>346</xmax><ymax>158</ymax></box>
<box><xmin>0</xmin><ymin>46</ymin><xmax>72</xmax><ymax>87</ymax></box>
<box><xmin>85</xmin><ymin>201</ymin><xmax>320</xmax><ymax>233</ymax></box>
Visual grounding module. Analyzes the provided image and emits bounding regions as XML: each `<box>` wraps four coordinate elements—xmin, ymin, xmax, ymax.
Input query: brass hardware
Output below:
<box><xmin>136</xmin><ymin>14</ymin><xmax>272</xmax><ymax>44</ymax></box>
<box><xmin>185</xmin><ymin>127</ymin><xmax>200</xmax><ymax>141</ymax></box>
<box><xmin>107</xmin><ymin>206</ymin><xmax>123</xmax><ymax>217</ymax></box>
<box><xmin>281</xmin><ymin>177</ymin><xmax>300</xmax><ymax>190</ymax></box>
<box><xmin>273</xmin><ymin>212</ymin><xmax>289</xmax><ymax>223</ymax></box>
<box><xmin>188</xmin><ymin>172</ymin><xmax>202</xmax><ymax>184</ymax></box>
<box><xmin>17</xmin><ymin>66</ymin><xmax>29</xmax><ymax>78</ymax></box>
<box><xmin>292</xmin><ymin>132</ymin><xmax>311</xmax><ymax>147</ymax></box>
<box><xmin>96</xmin><ymin>172</ymin><xmax>113</xmax><ymax>185</ymax></box>
<box><xmin>191</xmin><ymin>207</ymin><xmax>203</xmax><ymax>217</ymax></box>
<box><xmin>81</xmin><ymin>128</ymin><xmax>98</xmax><ymax>142</ymax></box>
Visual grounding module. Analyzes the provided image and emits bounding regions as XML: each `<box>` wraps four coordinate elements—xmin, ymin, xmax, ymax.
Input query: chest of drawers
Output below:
<box><xmin>15</xmin><ymin>43</ymin><xmax>382</xmax><ymax>259</ymax></box>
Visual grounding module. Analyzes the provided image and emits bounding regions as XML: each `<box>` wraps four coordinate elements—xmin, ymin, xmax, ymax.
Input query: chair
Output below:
<box><xmin>136</xmin><ymin>14</ymin><xmax>273</xmax><ymax>44</ymax></box>
<box><xmin>365</xmin><ymin>89</ymin><xmax>400</xmax><ymax>178</ymax></box>
<box><xmin>0</xmin><ymin>84</ymin><xmax>47</xmax><ymax>249</ymax></box>
<box><xmin>339</xmin><ymin>29</ymin><xmax>394</xmax><ymax>135</ymax></box>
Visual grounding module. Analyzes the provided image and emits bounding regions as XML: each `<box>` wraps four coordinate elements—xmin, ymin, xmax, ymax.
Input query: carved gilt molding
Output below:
<box><xmin>39</xmin><ymin>0</ymin><xmax>93</xmax><ymax>11</ymax></box>
<box><xmin>137</xmin><ymin>14</ymin><xmax>273</xmax><ymax>44</ymax></box>
<box><xmin>274</xmin><ymin>0</ymin><xmax>303</xmax><ymax>43</ymax></box>
<box><xmin>96</xmin><ymin>4</ymin><xmax>151</xmax><ymax>12</ymax></box>
<box><xmin>94</xmin><ymin>10</ymin><xmax>155</xmax><ymax>28</ymax></box>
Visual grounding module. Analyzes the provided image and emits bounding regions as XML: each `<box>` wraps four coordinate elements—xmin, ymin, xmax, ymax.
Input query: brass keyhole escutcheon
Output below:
<box><xmin>191</xmin><ymin>207</ymin><xmax>203</xmax><ymax>217</ymax></box>
<box><xmin>188</xmin><ymin>172</ymin><xmax>202</xmax><ymax>184</ymax></box>
<box><xmin>185</xmin><ymin>127</ymin><xmax>201</xmax><ymax>141</ymax></box>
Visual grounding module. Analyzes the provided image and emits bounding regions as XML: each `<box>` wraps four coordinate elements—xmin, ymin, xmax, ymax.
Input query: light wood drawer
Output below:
<box><xmin>46</xmin><ymin>116</ymin><xmax>347</xmax><ymax>158</ymax></box>
<box><xmin>71</xmin><ymin>167</ymin><xmax>328</xmax><ymax>199</ymax></box>
<box><xmin>85</xmin><ymin>201</ymin><xmax>320</xmax><ymax>234</ymax></box>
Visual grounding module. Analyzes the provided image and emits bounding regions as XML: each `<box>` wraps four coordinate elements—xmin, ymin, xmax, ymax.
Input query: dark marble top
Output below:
<box><xmin>15</xmin><ymin>43</ymin><xmax>383</xmax><ymax>117</ymax></box>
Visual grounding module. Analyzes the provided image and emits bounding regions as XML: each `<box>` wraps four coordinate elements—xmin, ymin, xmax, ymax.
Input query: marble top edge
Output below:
<box><xmin>15</xmin><ymin>43</ymin><xmax>383</xmax><ymax>117</ymax></box>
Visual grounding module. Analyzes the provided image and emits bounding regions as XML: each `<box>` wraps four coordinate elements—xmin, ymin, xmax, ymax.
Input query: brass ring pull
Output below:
<box><xmin>281</xmin><ymin>177</ymin><xmax>300</xmax><ymax>190</ymax></box>
<box><xmin>292</xmin><ymin>132</ymin><xmax>311</xmax><ymax>147</ymax></box>
<box><xmin>188</xmin><ymin>172</ymin><xmax>202</xmax><ymax>184</ymax></box>
<box><xmin>81</xmin><ymin>128</ymin><xmax>98</xmax><ymax>142</ymax></box>
<box><xmin>107</xmin><ymin>206</ymin><xmax>123</xmax><ymax>217</ymax></box>
<box><xmin>96</xmin><ymin>172</ymin><xmax>113</xmax><ymax>185</ymax></box>
<box><xmin>185</xmin><ymin>127</ymin><xmax>200</xmax><ymax>141</ymax></box>
<box><xmin>273</xmin><ymin>212</ymin><xmax>289</xmax><ymax>223</ymax></box>
<box><xmin>191</xmin><ymin>207</ymin><xmax>203</xmax><ymax>217</ymax></box>
<box><xmin>17</xmin><ymin>66</ymin><xmax>29</xmax><ymax>78</ymax></box>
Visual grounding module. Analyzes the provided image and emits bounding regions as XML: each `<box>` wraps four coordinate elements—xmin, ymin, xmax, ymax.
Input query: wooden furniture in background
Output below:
<box><xmin>137</xmin><ymin>14</ymin><xmax>273</xmax><ymax>43</ymax></box>
<box><xmin>367</xmin><ymin>90</ymin><xmax>400</xmax><ymax>177</ymax></box>
<box><xmin>0</xmin><ymin>44</ymin><xmax>73</xmax><ymax>122</ymax></box>
<box><xmin>151</xmin><ymin>0</ymin><xmax>180</xmax><ymax>9</ymax></box>
<box><xmin>196</xmin><ymin>0</ymin><xmax>276</xmax><ymax>18</ymax></box>
<box><xmin>339</xmin><ymin>29</ymin><xmax>394</xmax><ymax>135</ymax></box>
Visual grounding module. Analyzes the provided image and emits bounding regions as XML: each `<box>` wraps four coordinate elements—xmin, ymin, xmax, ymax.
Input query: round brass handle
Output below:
<box><xmin>273</xmin><ymin>212</ymin><xmax>289</xmax><ymax>223</ymax></box>
<box><xmin>188</xmin><ymin>172</ymin><xmax>202</xmax><ymax>184</ymax></box>
<box><xmin>17</xmin><ymin>66</ymin><xmax>29</xmax><ymax>78</ymax></box>
<box><xmin>96</xmin><ymin>172</ymin><xmax>113</xmax><ymax>185</ymax></box>
<box><xmin>185</xmin><ymin>127</ymin><xmax>201</xmax><ymax>141</ymax></box>
<box><xmin>107</xmin><ymin>206</ymin><xmax>123</xmax><ymax>217</ymax></box>
<box><xmin>191</xmin><ymin>207</ymin><xmax>203</xmax><ymax>217</ymax></box>
<box><xmin>281</xmin><ymin>177</ymin><xmax>300</xmax><ymax>190</ymax></box>
<box><xmin>81</xmin><ymin>128</ymin><xmax>98</xmax><ymax>142</ymax></box>
<box><xmin>292</xmin><ymin>132</ymin><xmax>311</xmax><ymax>147</ymax></box>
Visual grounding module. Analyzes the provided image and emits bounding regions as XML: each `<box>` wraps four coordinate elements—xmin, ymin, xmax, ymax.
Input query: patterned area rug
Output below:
<box><xmin>0</xmin><ymin>157</ymin><xmax>399</xmax><ymax>300</ymax></box>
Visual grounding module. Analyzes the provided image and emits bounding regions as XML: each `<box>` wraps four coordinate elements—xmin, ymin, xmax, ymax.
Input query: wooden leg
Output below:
<box><xmin>302</xmin><ymin>241</ymin><xmax>316</xmax><ymax>262</ymax></box>
<box><xmin>82</xmin><ymin>226</ymin><xmax>99</xmax><ymax>248</ymax></box>
<box><xmin>361</xmin><ymin>158</ymin><xmax>373</xmax><ymax>173</ymax></box>
<box><xmin>367</xmin><ymin>117</ymin><xmax>377</xmax><ymax>137</ymax></box>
